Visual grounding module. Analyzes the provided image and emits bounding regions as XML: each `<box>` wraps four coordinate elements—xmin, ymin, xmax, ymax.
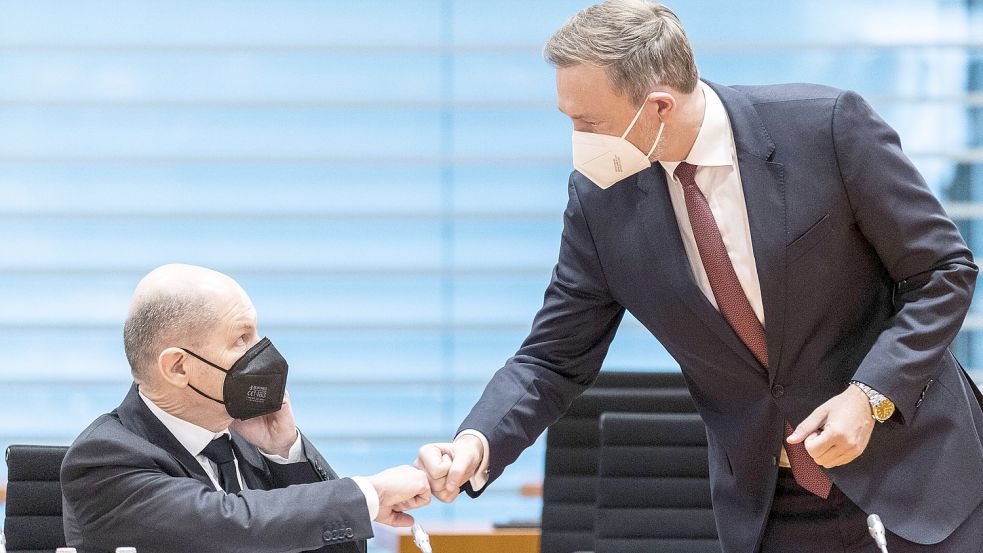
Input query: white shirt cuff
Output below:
<box><xmin>456</xmin><ymin>429</ymin><xmax>491</xmax><ymax>492</ymax></box>
<box><xmin>351</xmin><ymin>476</ymin><xmax>380</xmax><ymax>520</ymax></box>
<box><xmin>258</xmin><ymin>430</ymin><xmax>304</xmax><ymax>464</ymax></box>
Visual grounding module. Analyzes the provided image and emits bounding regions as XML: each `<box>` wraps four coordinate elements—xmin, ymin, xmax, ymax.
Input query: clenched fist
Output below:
<box><xmin>786</xmin><ymin>384</ymin><xmax>876</xmax><ymax>469</ymax></box>
<box><xmin>366</xmin><ymin>465</ymin><xmax>432</xmax><ymax>527</ymax></box>
<box><xmin>414</xmin><ymin>434</ymin><xmax>484</xmax><ymax>503</ymax></box>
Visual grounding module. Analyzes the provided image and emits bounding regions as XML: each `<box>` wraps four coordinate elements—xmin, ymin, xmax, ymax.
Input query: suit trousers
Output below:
<box><xmin>758</xmin><ymin>469</ymin><xmax>983</xmax><ymax>553</ymax></box>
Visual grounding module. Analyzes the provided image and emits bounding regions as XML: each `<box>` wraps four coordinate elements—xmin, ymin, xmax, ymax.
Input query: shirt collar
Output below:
<box><xmin>660</xmin><ymin>81</ymin><xmax>735</xmax><ymax>177</ymax></box>
<box><xmin>139</xmin><ymin>389</ymin><xmax>229</xmax><ymax>458</ymax></box>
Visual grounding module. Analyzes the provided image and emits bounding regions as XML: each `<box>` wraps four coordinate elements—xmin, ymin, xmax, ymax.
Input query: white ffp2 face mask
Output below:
<box><xmin>571</xmin><ymin>102</ymin><xmax>664</xmax><ymax>189</ymax></box>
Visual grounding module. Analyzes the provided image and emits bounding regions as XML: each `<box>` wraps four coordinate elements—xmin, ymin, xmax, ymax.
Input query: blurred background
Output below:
<box><xmin>0</xmin><ymin>0</ymin><xmax>981</xmax><ymax>541</ymax></box>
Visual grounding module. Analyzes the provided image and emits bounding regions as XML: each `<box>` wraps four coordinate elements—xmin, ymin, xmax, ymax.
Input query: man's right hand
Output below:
<box><xmin>366</xmin><ymin>465</ymin><xmax>431</xmax><ymax>527</ymax></box>
<box><xmin>415</xmin><ymin>434</ymin><xmax>484</xmax><ymax>503</ymax></box>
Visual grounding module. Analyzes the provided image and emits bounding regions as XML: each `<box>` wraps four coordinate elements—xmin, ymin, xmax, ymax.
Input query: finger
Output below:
<box><xmin>418</xmin><ymin>444</ymin><xmax>453</xmax><ymax>475</ymax></box>
<box><xmin>815</xmin><ymin>446</ymin><xmax>853</xmax><ymax>468</ymax></box>
<box><xmin>394</xmin><ymin>500</ymin><xmax>414</xmax><ymax>511</ymax></box>
<box><xmin>815</xmin><ymin>436</ymin><xmax>865</xmax><ymax>468</ymax></box>
<box><xmin>788</xmin><ymin>409</ymin><xmax>828</xmax><ymax>444</ymax></box>
<box><xmin>822</xmin><ymin>449</ymin><xmax>860</xmax><ymax>469</ymax></box>
<box><xmin>417</xmin><ymin>446</ymin><xmax>453</xmax><ymax>491</ymax></box>
<box><xmin>803</xmin><ymin>430</ymin><xmax>836</xmax><ymax>461</ymax></box>
<box><xmin>386</xmin><ymin>511</ymin><xmax>415</xmax><ymax>528</ymax></box>
<box><xmin>446</xmin><ymin>449</ymin><xmax>479</xmax><ymax>490</ymax></box>
<box><xmin>417</xmin><ymin>476</ymin><xmax>433</xmax><ymax>501</ymax></box>
<box><xmin>397</xmin><ymin>494</ymin><xmax>431</xmax><ymax>511</ymax></box>
<box><xmin>434</xmin><ymin>487</ymin><xmax>460</xmax><ymax>504</ymax></box>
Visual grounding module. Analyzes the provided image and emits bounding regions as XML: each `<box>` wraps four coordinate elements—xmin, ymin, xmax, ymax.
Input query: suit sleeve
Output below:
<box><xmin>457</xmin><ymin>176</ymin><xmax>626</xmax><ymax>496</ymax></box>
<box><xmin>832</xmin><ymin>90</ymin><xmax>978</xmax><ymax>422</ymax></box>
<box><xmin>61</xmin><ymin>430</ymin><xmax>373</xmax><ymax>553</ymax></box>
<box><xmin>265</xmin><ymin>432</ymin><xmax>337</xmax><ymax>487</ymax></box>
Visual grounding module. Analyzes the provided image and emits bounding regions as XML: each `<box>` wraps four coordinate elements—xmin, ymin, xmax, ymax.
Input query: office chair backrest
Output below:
<box><xmin>594</xmin><ymin>412</ymin><xmax>720</xmax><ymax>553</ymax></box>
<box><xmin>539</xmin><ymin>371</ymin><xmax>695</xmax><ymax>553</ymax></box>
<box><xmin>4</xmin><ymin>445</ymin><xmax>69</xmax><ymax>553</ymax></box>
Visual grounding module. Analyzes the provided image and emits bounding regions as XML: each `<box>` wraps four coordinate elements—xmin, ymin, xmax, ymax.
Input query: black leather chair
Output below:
<box><xmin>594</xmin><ymin>413</ymin><xmax>720</xmax><ymax>553</ymax></box>
<box><xmin>539</xmin><ymin>371</ymin><xmax>696</xmax><ymax>553</ymax></box>
<box><xmin>4</xmin><ymin>445</ymin><xmax>69</xmax><ymax>553</ymax></box>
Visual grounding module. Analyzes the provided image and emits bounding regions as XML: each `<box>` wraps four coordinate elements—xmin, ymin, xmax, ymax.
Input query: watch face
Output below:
<box><xmin>874</xmin><ymin>401</ymin><xmax>895</xmax><ymax>422</ymax></box>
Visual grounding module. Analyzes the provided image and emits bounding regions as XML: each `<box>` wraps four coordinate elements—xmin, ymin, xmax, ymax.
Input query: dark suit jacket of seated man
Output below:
<box><xmin>61</xmin><ymin>264</ymin><xmax>430</xmax><ymax>553</ymax></box>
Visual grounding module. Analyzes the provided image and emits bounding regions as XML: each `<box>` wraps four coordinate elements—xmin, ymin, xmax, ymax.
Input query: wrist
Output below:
<box><xmin>262</xmin><ymin>429</ymin><xmax>300</xmax><ymax>459</ymax></box>
<box><xmin>454</xmin><ymin>433</ymin><xmax>483</xmax><ymax>462</ymax></box>
<box><xmin>847</xmin><ymin>382</ymin><xmax>869</xmax><ymax>402</ymax></box>
<box><xmin>850</xmin><ymin>381</ymin><xmax>896</xmax><ymax>422</ymax></box>
<box><xmin>351</xmin><ymin>476</ymin><xmax>381</xmax><ymax>520</ymax></box>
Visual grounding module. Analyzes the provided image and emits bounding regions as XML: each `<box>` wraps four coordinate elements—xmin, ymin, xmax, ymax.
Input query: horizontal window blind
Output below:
<box><xmin>1</xmin><ymin>0</ymin><xmax>981</xmax><ymax>535</ymax></box>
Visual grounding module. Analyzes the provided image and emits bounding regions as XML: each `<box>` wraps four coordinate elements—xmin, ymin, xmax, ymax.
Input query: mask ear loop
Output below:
<box><xmin>620</xmin><ymin>101</ymin><xmax>648</xmax><ymax>139</ymax></box>
<box><xmin>647</xmin><ymin>121</ymin><xmax>665</xmax><ymax>158</ymax></box>
<box><xmin>181</xmin><ymin>348</ymin><xmax>231</xmax><ymax>373</ymax></box>
<box><xmin>188</xmin><ymin>383</ymin><xmax>226</xmax><ymax>405</ymax></box>
<box><xmin>180</xmin><ymin>348</ymin><xmax>230</xmax><ymax>405</ymax></box>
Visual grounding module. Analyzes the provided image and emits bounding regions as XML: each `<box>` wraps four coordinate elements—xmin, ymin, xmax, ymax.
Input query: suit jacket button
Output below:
<box><xmin>322</xmin><ymin>529</ymin><xmax>332</xmax><ymax>542</ymax></box>
<box><xmin>346</xmin><ymin>528</ymin><xmax>354</xmax><ymax>539</ymax></box>
<box><xmin>771</xmin><ymin>384</ymin><xmax>785</xmax><ymax>399</ymax></box>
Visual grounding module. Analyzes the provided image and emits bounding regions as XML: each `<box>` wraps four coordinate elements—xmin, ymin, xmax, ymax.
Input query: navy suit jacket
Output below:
<box><xmin>459</xmin><ymin>81</ymin><xmax>983</xmax><ymax>553</ymax></box>
<box><xmin>61</xmin><ymin>384</ymin><xmax>373</xmax><ymax>553</ymax></box>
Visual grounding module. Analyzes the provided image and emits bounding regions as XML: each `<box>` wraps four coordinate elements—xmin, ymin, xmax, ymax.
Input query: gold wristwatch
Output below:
<box><xmin>851</xmin><ymin>381</ymin><xmax>895</xmax><ymax>422</ymax></box>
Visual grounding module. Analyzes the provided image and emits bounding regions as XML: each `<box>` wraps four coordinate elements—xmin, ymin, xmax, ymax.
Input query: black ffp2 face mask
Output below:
<box><xmin>182</xmin><ymin>337</ymin><xmax>288</xmax><ymax>420</ymax></box>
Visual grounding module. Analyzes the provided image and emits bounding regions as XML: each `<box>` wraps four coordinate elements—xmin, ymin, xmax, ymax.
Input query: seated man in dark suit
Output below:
<box><xmin>61</xmin><ymin>264</ymin><xmax>430</xmax><ymax>553</ymax></box>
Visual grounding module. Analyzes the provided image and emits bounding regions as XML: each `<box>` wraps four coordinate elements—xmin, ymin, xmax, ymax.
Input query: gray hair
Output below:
<box><xmin>543</xmin><ymin>0</ymin><xmax>700</xmax><ymax>103</ymax></box>
<box><xmin>123</xmin><ymin>292</ymin><xmax>217</xmax><ymax>379</ymax></box>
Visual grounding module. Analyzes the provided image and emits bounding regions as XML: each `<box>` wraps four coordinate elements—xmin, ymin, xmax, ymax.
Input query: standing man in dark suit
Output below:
<box><xmin>62</xmin><ymin>264</ymin><xmax>431</xmax><ymax>553</ymax></box>
<box><xmin>415</xmin><ymin>1</ymin><xmax>983</xmax><ymax>552</ymax></box>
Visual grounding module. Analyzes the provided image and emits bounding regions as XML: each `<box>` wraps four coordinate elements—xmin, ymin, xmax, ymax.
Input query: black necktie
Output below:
<box><xmin>200</xmin><ymin>434</ymin><xmax>242</xmax><ymax>493</ymax></box>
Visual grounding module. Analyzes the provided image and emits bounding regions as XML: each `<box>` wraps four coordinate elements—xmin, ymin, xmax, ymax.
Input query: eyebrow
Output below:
<box><xmin>560</xmin><ymin>108</ymin><xmax>598</xmax><ymax>122</ymax></box>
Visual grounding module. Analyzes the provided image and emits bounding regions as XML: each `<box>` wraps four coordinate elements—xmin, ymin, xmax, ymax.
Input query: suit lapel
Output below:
<box><xmin>635</xmin><ymin>166</ymin><xmax>765</xmax><ymax>374</ymax></box>
<box><xmin>115</xmin><ymin>383</ymin><xmax>215</xmax><ymax>488</ymax></box>
<box><xmin>708</xmin><ymin>81</ymin><xmax>788</xmax><ymax>384</ymax></box>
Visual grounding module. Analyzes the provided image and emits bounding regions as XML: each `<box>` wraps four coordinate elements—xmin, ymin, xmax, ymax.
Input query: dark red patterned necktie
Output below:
<box><xmin>675</xmin><ymin>161</ymin><xmax>832</xmax><ymax>499</ymax></box>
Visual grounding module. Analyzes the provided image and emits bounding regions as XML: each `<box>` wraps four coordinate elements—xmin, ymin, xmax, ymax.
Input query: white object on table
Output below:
<box><xmin>411</xmin><ymin>523</ymin><xmax>433</xmax><ymax>553</ymax></box>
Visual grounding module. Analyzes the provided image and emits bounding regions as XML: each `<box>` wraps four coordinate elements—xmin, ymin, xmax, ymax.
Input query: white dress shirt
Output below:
<box><xmin>659</xmin><ymin>82</ymin><xmax>789</xmax><ymax>467</ymax></box>
<box><xmin>462</xmin><ymin>82</ymin><xmax>790</xmax><ymax>488</ymax></box>
<box><xmin>139</xmin><ymin>391</ymin><xmax>380</xmax><ymax>516</ymax></box>
<box><xmin>658</xmin><ymin>81</ymin><xmax>765</xmax><ymax>326</ymax></box>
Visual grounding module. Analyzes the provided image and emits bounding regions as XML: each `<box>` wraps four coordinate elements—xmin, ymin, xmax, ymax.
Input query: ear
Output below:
<box><xmin>157</xmin><ymin>347</ymin><xmax>191</xmax><ymax>387</ymax></box>
<box><xmin>645</xmin><ymin>91</ymin><xmax>676</xmax><ymax>121</ymax></box>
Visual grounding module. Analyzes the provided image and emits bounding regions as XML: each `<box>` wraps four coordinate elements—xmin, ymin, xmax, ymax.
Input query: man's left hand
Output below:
<box><xmin>786</xmin><ymin>384</ymin><xmax>875</xmax><ymax>469</ymax></box>
<box><xmin>231</xmin><ymin>390</ymin><xmax>298</xmax><ymax>458</ymax></box>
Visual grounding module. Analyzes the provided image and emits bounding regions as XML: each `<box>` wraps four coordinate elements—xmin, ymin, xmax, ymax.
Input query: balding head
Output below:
<box><xmin>123</xmin><ymin>264</ymin><xmax>245</xmax><ymax>381</ymax></box>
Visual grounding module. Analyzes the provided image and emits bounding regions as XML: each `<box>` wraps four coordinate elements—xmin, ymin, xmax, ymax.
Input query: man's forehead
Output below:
<box><xmin>556</xmin><ymin>65</ymin><xmax>620</xmax><ymax>118</ymax></box>
<box><xmin>229</xmin><ymin>306</ymin><xmax>258</xmax><ymax>328</ymax></box>
<box><xmin>231</xmin><ymin>318</ymin><xmax>255</xmax><ymax>329</ymax></box>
